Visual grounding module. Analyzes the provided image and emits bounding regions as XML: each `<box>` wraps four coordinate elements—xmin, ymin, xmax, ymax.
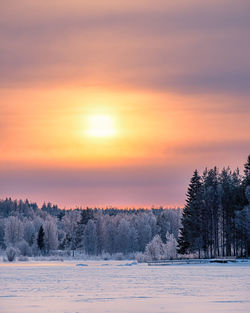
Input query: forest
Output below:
<box><xmin>179</xmin><ymin>155</ymin><xmax>250</xmax><ymax>258</ymax></box>
<box><xmin>0</xmin><ymin>155</ymin><xmax>249</xmax><ymax>261</ymax></box>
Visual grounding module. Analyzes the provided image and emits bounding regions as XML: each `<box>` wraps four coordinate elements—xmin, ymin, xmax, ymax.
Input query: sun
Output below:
<box><xmin>86</xmin><ymin>114</ymin><xmax>116</xmax><ymax>138</ymax></box>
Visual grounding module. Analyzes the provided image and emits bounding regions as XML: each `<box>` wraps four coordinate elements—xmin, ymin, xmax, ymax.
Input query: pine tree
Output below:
<box><xmin>202</xmin><ymin>167</ymin><xmax>220</xmax><ymax>258</ymax></box>
<box><xmin>178</xmin><ymin>170</ymin><xmax>203</xmax><ymax>256</ymax></box>
<box><xmin>238</xmin><ymin>155</ymin><xmax>250</xmax><ymax>256</ymax></box>
<box><xmin>244</xmin><ymin>155</ymin><xmax>250</xmax><ymax>187</ymax></box>
<box><xmin>73</xmin><ymin>208</ymin><xmax>95</xmax><ymax>249</ymax></box>
<box><xmin>79</xmin><ymin>208</ymin><xmax>94</xmax><ymax>225</ymax></box>
<box><xmin>37</xmin><ymin>226</ymin><xmax>45</xmax><ymax>251</ymax></box>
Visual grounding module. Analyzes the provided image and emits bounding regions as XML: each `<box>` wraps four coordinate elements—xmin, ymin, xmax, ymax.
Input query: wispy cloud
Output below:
<box><xmin>0</xmin><ymin>0</ymin><xmax>249</xmax><ymax>206</ymax></box>
<box><xmin>1</xmin><ymin>1</ymin><xmax>250</xmax><ymax>94</ymax></box>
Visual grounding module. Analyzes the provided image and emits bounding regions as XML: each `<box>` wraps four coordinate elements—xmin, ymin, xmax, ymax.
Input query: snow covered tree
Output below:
<box><xmin>144</xmin><ymin>235</ymin><xmax>164</xmax><ymax>261</ymax></box>
<box><xmin>83</xmin><ymin>220</ymin><xmax>97</xmax><ymax>255</ymax></box>
<box><xmin>128</xmin><ymin>226</ymin><xmax>138</xmax><ymax>252</ymax></box>
<box><xmin>6</xmin><ymin>246</ymin><xmax>18</xmax><ymax>262</ymax></box>
<box><xmin>23</xmin><ymin>220</ymin><xmax>35</xmax><ymax>246</ymax></box>
<box><xmin>103</xmin><ymin>217</ymin><xmax>117</xmax><ymax>254</ymax></box>
<box><xmin>17</xmin><ymin>240</ymin><xmax>32</xmax><ymax>256</ymax></box>
<box><xmin>4</xmin><ymin>216</ymin><xmax>24</xmax><ymax>247</ymax></box>
<box><xmin>0</xmin><ymin>219</ymin><xmax>5</xmax><ymax>248</ymax></box>
<box><xmin>136</xmin><ymin>214</ymin><xmax>152</xmax><ymax>251</ymax></box>
<box><xmin>61</xmin><ymin>210</ymin><xmax>80</xmax><ymax>255</ymax></box>
<box><xmin>33</xmin><ymin>216</ymin><xmax>43</xmax><ymax>232</ymax></box>
<box><xmin>95</xmin><ymin>213</ymin><xmax>105</xmax><ymax>255</ymax></box>
<box><xmin>164</xmin><ymin>232</ymin><xmax>177</xmax><ymax>259</ymax></box>
<box><xmin>157</xmin><ymin>209</ymin><xmax>181</xmax><ymax>242</ymax></box>
<box><xmin>43</xmin><ymin>219</ymin><xmax>58</xmax><ymax>253</ymax></box>
<box><xmin>1</xmin><ymin>156</ymin><xmax>248</xmax><ymax>259</ymax></box>
<box><xmin>116</xmin><ymin>218</ymin><xmax>131</xmax><ymax>253</ymax></box>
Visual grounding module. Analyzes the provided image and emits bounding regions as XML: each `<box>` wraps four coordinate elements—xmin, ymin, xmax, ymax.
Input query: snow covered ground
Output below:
<box><xmin>0</xmin><ymin>260</ymin><xmax>249</xmax><ymax>313</ymax></box>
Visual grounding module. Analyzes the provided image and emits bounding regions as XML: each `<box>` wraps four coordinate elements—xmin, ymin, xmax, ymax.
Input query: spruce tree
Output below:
<box><xmin>37</xmin><ymin>225</ymin><xmax>45</xmax><ymax>251</ymax></box>
<box><xmin>202</xmin><ymin>167</ymin><xmax>220</xmax><ymax>258</ymax></box>
<box><xmin>79</xmin><ymin>208</ymin><xmax>94</xmax><ymax>225</ymax></box>
<box><xmin>244</xmin><ymin>155</ymin><xmax>250</xmax><ymax>187</ymax></box>
<box><xmin>74</xmin><ymin>208</ymin><xmax>95</xmax><ymax>249</ymax></box>
<box><xmin>178</xmin><ymin>170</ymin><xmax>203</xmax><ymax>256</ymax></box>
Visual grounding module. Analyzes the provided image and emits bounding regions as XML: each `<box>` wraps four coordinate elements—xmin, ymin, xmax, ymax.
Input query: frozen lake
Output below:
<box><xmin>0</xmin><ymin>260</ymin><xmax>249</xmax><ymax>313</ymax></box>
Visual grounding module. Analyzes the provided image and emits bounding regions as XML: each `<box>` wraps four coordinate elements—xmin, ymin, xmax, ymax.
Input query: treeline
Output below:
<box><xmin>0</xmin><ymin>199</ymin><xmax>181</xmax><ymax>258</ymax></box>
<box><xmin>1</xmin><ymin>155</ymin><xmax>249</xmax><ymax>260</ymax></box>
<box><xmin>178</xmin><ymin>155</ymin><xmax>250</xmax><ymax>258</ymax></box>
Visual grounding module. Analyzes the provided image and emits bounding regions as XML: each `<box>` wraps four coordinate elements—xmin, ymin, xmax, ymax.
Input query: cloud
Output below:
<box><xmin>0</xmin><ymin>1</ymin><xmax>249</xmax><ymax>207</ymax></box>
<box><xmin>1</xmin><ymin>1</ymin><xmax>250</xmax><ymax>94</ymax></box>
<box><xmin>177</xmin><ymin>139</ymin><xmax>250</xmax><ymax>153</ymax></box>
<box><xmin>0</xmin><ymin>165</ymin><xmax>190</xmax><ymax>207</ymax></box>
<box><xmin>0</xmin><ymin>141</ymin><xmax>248</xmax><ymax>207</ymax></box>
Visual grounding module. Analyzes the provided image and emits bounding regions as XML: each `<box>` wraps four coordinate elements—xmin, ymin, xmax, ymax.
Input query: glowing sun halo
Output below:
<box><xmin>86</xmin><ymin>114</ymin><xmax>116</xmax><ymax>138</ymax></box>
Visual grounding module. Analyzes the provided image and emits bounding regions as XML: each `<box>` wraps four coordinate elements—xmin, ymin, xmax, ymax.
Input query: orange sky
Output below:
<box><xmin>0</xmin><ymin>0</ymin><xmax>250</xmax><ymax>208</ymax></box>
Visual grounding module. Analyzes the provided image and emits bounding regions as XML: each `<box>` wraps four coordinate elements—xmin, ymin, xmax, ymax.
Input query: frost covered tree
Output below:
<box><xmin>1</xmin><ymin>157</ymin><xmax>248</xmax><ymax>259</ymax></box>
<box><xmin>61</xmin><ymin>210</ymin><xmax>80</xmax><ymax>255</ymax></box>
<box><xmin>0</xmin><ymin>198</ymin><xmax>183</xmax><ymax>256</ymax></box>
<box><xmin>164</xmin><ymin>232</ymin><xmax>177</xmax><ymax>259</ymax></box>
<box><xmin>95</xmin><ymin>213</ymin><xmax>105</xmax><ymax>255</ymax></box>
<box><xmin>0</xmin><ymin>219</ymin><xmax>5</xmax><ymax>248</ymax></box>
<box><xmin>128</xmin><ymin>226</ymin><xmax>138</xmax><ymax>252</ymax></box>
<box><xmin>74</xmin><ymin>209</ymin><xmax>94</xmax><ymax>249</ymax></box>
<box><xmin>144</xmin><ymin>235</ymin><xmax>164</xmax><ymax>261</ymax></box>
<box><xmin>157</xmin><ymin>209</ymin><xmax>181</xmax><ymax>242</ymax></box>
<box><xmin>33</xmin><ymin>216</ymin><xmax>43</xmax><ymax>232</ymax></box>
<box><xmin>6</xmin><ymin>246</ymin><xmax>18</xmax><ymax>262</ymax></box>
<box><xmin>116</xmin><ymin>219</ymin><xmax>131</xmax><ymax>253</ymax></box>
<box><xmin>103</xmin><ymin>218</ymin><xmax>117</xmax><ymax>254</ymax></box>
<box><xmin>83</xmin><ymin>220</ymin><xmax>97</xmax><ymax>255</ymax></box>
<box><xmin>4</xmin><ymin>216</ymin><xmax>24</xmax><ymax>247</ymax></box>
<box><xmin>17</xmin><ymin>240</ymin><xmax>32</xmax><ymax>256</ymax></box>
<box><xmin>136</xmin><ymin>214</ymin><xmax>152</xmax><ymax>251</ymax></box>
<box><xmin>23</xmin><ymin>220</ymin><xmax>35</xmax><ymax>246</ymax></box>
<box><xmin>43</xmin><ymin>219</ymin><xmax>58</xmax><ymax>252</ymax></box>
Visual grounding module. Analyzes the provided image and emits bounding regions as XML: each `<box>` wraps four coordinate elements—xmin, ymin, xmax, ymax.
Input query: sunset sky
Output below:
<box><xmin>1</xmin><ymin>0</ymin><xmax>250</xmax><ymax>208</ymax></box>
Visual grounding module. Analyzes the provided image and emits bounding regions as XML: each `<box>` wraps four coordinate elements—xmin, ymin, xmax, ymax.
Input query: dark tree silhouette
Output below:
<box><xmin>178</xmin><ymin>170</ymin><xmax>203</xmax><ymax>256</ymax></box>
<box><xmin>37</xmin><ymin>226</ymin><xmax>45</xmax><ymax>251</ymax></box>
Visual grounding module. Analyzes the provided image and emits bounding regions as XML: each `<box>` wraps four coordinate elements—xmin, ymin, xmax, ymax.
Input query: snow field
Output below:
<box><xmin>0</xmin><ymin>261</ymin><xmax>249</xmax><ymax>313</ymax></box>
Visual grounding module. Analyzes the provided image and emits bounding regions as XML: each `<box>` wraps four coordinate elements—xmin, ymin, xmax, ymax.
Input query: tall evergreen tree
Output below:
<box><xmin>243</xmin><ymin>155</ymin><xmax>250</xmax><ymax>187</ymax></box>
<box><xmin>202</xmin><ymin>167</ymin><xmax>220</xmax><ymax>258</ymax></box>
<box><xmin>37</xmin><ymin>226</ymin><xmax>45</xmax><ymax>251</ymax></box>
<box><xmin>79</xmin><ymin>208</ymin><xmax>94</xmax><ymax>225</ymax></box>
<box><xmin>236</xmin><ymin>155</ymin><xmax>250</xmax><ymax>256</ymax></box>
<box><xmin>178</xmin><ymin>170</ymin><xmax>203</xmax><ymax>256</ymax></box>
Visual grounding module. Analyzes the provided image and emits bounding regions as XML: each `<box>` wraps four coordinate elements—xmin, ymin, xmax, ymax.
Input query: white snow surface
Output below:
<box><xmin>0</xmin><ymin>260</ymin><xmax>249</xmax><ymax>313</ymax></box>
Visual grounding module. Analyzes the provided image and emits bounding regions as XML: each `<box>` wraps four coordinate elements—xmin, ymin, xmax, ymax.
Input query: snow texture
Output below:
<box><xmin>0</xmin><ymin>260</ymin><xmax>249</xmax><ymax>313</ymax></box>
